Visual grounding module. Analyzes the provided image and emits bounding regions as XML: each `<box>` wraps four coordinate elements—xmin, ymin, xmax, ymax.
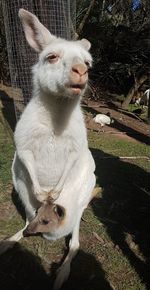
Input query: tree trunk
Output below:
<box><xmin>148</xmin><ymin>93</ymin><xmax>150</xmax><ymax>123</ymax></box>
<box><xmin>122</xmin><ymin>74</ymin><xmax>148</xmax><ymax>110</ymax></box>
<box><xmin>101</xmin><ymin>0</ymin><xmax>106</xmax><ymax>19</ymax></box>
<box><xmin>76</xmin><ymin>0</ymin><xmax>96</xmax><ymax>38</ymax></box>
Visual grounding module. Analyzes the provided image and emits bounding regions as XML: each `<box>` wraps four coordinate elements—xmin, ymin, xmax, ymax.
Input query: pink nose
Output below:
<box><xmin>72</xmin><ymin>64</ymin><xmax>87</xmax><ymax>77</ymax></box>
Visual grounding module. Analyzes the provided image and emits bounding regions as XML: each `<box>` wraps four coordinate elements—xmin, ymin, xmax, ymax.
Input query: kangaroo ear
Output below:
<box><xmin>19</xmin><ymin>9</ymin><xmax>56</xmax><ymax>52</ymax></box>
<box><xmin>80</xmin><ymin>38</ymin><xmax>91</xmax><ymax>51</ymax></box>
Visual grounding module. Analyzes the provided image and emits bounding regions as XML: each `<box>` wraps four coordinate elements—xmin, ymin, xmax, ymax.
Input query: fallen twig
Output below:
<box><xmin>119</xmin><ymin>156</ymin><xmax>150</xmax><ymax>160</ymax></box>
<box><xmin>93</xmin><ymin>231</ymin><xmax>105</xmax><ymax>244</ymax></box>
<box><xmin>133</xmin><ymin>184</ymin><xmax>150</xmax><ymax>196</ymax></box>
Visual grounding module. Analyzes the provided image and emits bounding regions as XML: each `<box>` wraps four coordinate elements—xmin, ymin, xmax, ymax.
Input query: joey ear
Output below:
<box><xmin>19</xmin><ymin>9</ymin><xmax>56</xmax><ymax>52</ymax></box>
<box><xmin>80</xmin><ymin>38</ymin><xmax>91</xmax><ymax>51</ymax></box>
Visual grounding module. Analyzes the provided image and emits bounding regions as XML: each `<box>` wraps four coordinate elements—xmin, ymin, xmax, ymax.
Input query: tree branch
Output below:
<box><xmin>122</xmin><ymin>74</ymin><xmax>148</xmax><ymax>110</ymax></box>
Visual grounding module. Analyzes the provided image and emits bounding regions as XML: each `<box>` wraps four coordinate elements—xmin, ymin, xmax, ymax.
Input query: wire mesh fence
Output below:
<box><xmin>2</xmin><ymin>0</ymin><xmax>76</xmax><ymax>120</ymax></box>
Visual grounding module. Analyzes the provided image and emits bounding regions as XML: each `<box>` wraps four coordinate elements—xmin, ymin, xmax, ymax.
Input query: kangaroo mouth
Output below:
<box><xmin>23</xmin><ymin>228</ymin><xmax>41</xmax><ymax>237</ymax></box>
<box><xmin>66</xmin><ymin>83</ymin><xmax>86</xmax><ymax>94</ymax></box>
<box><xmin>70</xmin><ymin>84</ymin><xmax>85</xmax><ymax>89</ymax></box>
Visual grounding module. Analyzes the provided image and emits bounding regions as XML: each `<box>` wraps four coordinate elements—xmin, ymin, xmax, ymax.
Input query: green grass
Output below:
<box><xmin>0</xmin><ymin>123</ymin><xmax>150</xmax><ymax>290</ymax></box>
<box><xmin>88</xmin><ymin>131</ymin><xmax>150</xmax><ymax>159</ymax></box>
<box><xmin>87</xmin><ymin>130</ymin><xmax>150</xmax><ymax>290</ymax></box>
<box><xmin>128</xmin><ymin>104</ymin><xmax>149</xmax><ymax>123</ymax></box>
<box><xmin>0</xmin><ymin>122</ymin><xmax>14</xmax><ymax>187</ymax></box>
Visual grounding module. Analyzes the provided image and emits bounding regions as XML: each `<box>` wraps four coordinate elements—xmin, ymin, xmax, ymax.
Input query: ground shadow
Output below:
<box><xmin>11</xmin><ymin>187</ymin><xmax>26</xmax><ymax>221</ymax></box>
<box><xmin>0</xmin><ymin>241</ymin><xmax>112</xmax><ymax>290</ymax></box>
<box><xmin>0</xmin><ymin>242</ymin><xmax>51</xmax><ymax>290</ymax></box>
<box><xmin>91</xmin><ymin>148</ymin><xmax>150</xmax><ymax>289</ymax></box>
<box><xmin>59</xmin><ymin>250</ymin><xmax>113</xmax><ymax>290</ymax></box>
<box><xmin>0</xmin><ymin>89</ymin><xmax>17</xmax><ymax>132</ymax></box>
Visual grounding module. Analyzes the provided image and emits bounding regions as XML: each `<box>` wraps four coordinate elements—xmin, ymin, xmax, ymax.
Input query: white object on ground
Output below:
<box><xmin>93</xmin><ymin>113</ymin><xmax>114</xmax><ymax>127</ymax></box>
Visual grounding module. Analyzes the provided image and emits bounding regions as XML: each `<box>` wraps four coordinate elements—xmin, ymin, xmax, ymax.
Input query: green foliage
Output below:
<box><xmin>77</xmin><ymin>0</ymin><xmax>150</xmax><ymax>95</ymax></box>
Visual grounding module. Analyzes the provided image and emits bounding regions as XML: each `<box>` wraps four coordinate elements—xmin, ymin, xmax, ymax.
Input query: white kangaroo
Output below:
<box><xmin>1</xmin><ymin>9</ymin><xmax>97</xmax><ymax>290</ymax></box>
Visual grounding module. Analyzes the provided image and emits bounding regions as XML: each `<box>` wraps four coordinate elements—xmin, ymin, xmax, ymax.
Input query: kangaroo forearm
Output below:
<box><xmin>17</xmin><ymin>150</ymin><xmax>41</xmax><ymax>194</ymax></box>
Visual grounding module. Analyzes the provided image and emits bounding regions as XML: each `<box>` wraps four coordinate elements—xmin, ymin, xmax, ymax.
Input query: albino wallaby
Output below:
<box><xmin>1</xmin><ymin>9</ymin><xmax>96</xmax><ymax>290</ymax></box>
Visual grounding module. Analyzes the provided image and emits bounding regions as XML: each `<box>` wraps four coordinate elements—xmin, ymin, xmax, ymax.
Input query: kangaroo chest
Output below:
<box><xmin>35</xmin><ymin>128</ymin><xmax>86</xmax><ymax>188</ymax></box>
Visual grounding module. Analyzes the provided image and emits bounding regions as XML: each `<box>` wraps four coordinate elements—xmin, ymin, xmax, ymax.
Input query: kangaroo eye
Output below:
<box><xmin>47</xmin><ymin>53</ymin><xmax>59</xmax><ymax>63</ymax></box>
<box><xmin>85</xmin><ymin>61</ymin><xmax>91</xmax><ymax>68</ymax></box>
<box><xmin>53</xmin><ymin>205</ymin><xmax>65</xmax><ymax>219</ymax></box>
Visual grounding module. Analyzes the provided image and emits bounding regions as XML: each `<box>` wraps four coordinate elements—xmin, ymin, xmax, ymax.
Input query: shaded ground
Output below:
<box><xmin>91</xmin><ymin>144</ymin><xmax>150</xmax><ymax>289</ymax></box>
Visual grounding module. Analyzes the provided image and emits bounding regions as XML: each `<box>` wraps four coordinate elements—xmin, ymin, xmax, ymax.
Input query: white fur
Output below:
<box><xmin>93</xmin><ymin>113</ymin><xmax>113</xmax><ymax>127</ymax></box>
<box><xmin>3</xmin><ymin>9</ymin><xmax>96</xmax><ymax>290</ymax></box>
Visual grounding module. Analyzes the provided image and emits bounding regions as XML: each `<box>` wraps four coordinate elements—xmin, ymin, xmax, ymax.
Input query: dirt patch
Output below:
<box><xmin>0</xmin><ymin>184</ymin><xmax>19</xmax><ymax>238</ymax></box>
<box><xmin>83</xmin><ymin>99</ymin><xmax>150</xmax><ymax>145</ymax></box>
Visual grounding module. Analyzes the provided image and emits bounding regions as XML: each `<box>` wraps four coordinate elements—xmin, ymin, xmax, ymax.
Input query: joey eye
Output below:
<box><xmin>53</xmin><ymin>205</ymin><xmax>65</xmax><ymax>219</ymax></box>
<box><xmin>47</xmin><ymin>53</ymin><xmax>59</xmax><ymax>63</ymax></box>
